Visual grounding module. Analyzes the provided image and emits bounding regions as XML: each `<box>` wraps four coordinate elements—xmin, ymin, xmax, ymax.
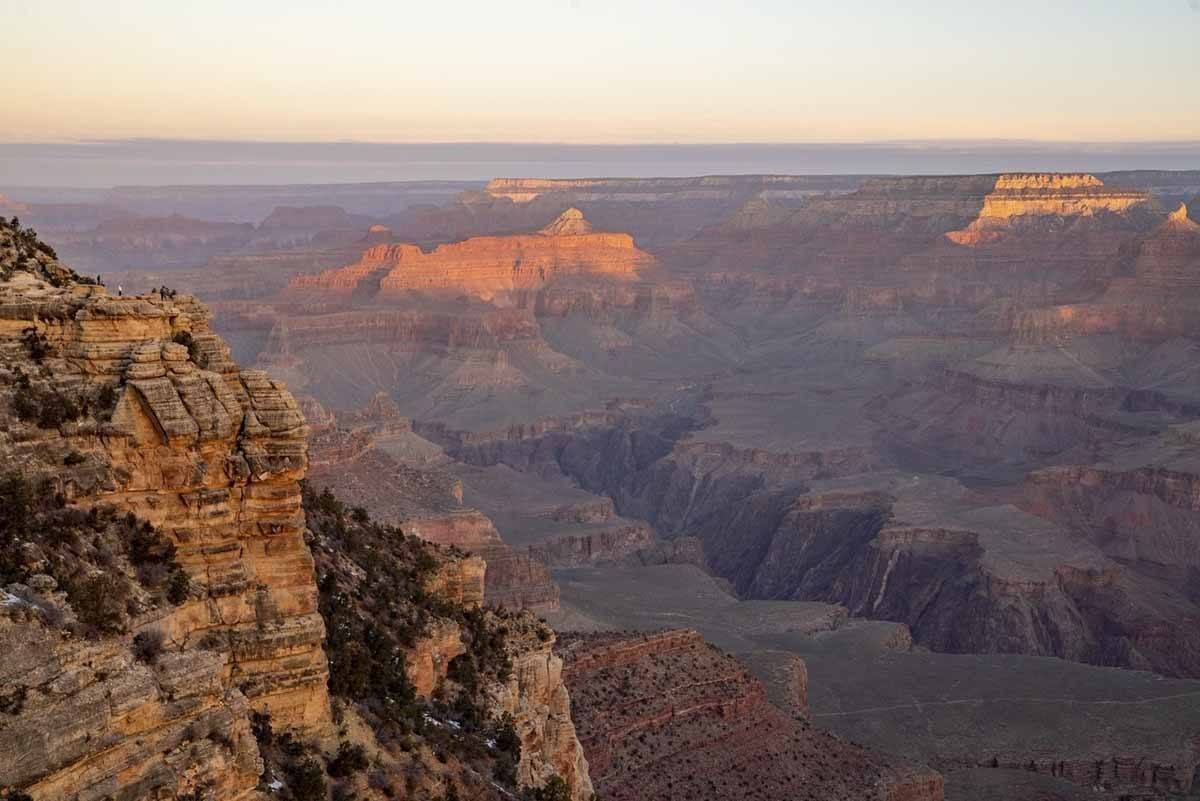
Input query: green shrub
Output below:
<box><xmin>0</xmin><ymin>472</ymin><xmax>33</xmax><ymax>547</ymax></box>
<box><xmin>37</xmin><ymin>390</ymin><xmax>80</xmax><ymax>428</ymax></box>
<box><xmin>287</xmin><ymin>758</ymin><xmax>327</xmax><ymax>801</ymax></box>
<box><xmin>327</xmin><ymin>741</ymin><xmax>369</xmax><ymax>778</ymax></box>
<box><xmin>132</xmin><ymin>630</ymin><xmax>165</xmax><ymax>664</ymax></box>
<box><xmin>493</xmin><ymin>713</ymin><xmax>520</xmax><ymax>756</ymax></box>
<box><xmin>525</xmin><ymin>775</ymin><xmax>572</xmax><ymax>801</ymax></box>
<box><xmin>68</xmin><ymin>573</ymin><xmax>129</xmax><ymax>636</ymax></box>
<box><xmin>21</xmin><ymin>328</ymin><xmax>49</xmax><ymax>362</ymax></box>
<box><xmin>166</xmin><ymin>570</ymin><xmax>191</xmax><ymax>604</ymax></box>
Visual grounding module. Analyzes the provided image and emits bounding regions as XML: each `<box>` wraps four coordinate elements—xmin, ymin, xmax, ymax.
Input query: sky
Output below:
<box><xmin>3</xmin><ymin>0</ymin><xmax>1200</xmax><ymax>145</ymax></box>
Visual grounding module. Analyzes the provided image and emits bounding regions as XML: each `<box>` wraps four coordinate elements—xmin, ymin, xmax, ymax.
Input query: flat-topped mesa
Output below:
<box><xmin>291</xmin><ymin>209</ymin><xmax>650</xmax><ymax>299</ymax></box>
<box><xmin>484</xmin><ymin>175</ymin><xmax>857</xmax><ymax>203</ymax></box>
<box><xmin>993</xmin><ymin>173</ymin><xmax>1105</xmax><ymax>191</ymax></box>
<box><xmin>947</xmin><ymin>173</ymin><xmax>1150</xmax><ymax>244</ymax></box>
<box><xmin>793</xmin><ymin>175</ymin><xmax>997</xmax><ymax>224</ymax></box>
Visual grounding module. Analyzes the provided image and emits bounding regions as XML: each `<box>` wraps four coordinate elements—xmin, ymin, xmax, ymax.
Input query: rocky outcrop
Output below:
<box><xmin>492</xmin><ymin>627</ymin><xmax>594</xmax><ymax>799</ymax></box>
<box><xmin>305</xmin><ymin>487</ymin><xmax>593</xmax><ymax>801</ymax></box>
<box><xmin>1030</xmin><ymin>202</ymin><xmax>1200</xmax><ymax>341</ymax></box>
<box><xmin>945</xmin><ymin>173</ymin><xmax>1150</xmax><ymax>245</ymax></box>
<box><xmin>558</xmin><ymin>629</ymin><xmax>942</xmax><ymax>801</ymax></box>
<box><xmin>304</xmin><ymin>396</ymin><xmax>561</xmax><ymax>611</ymax></box>
<box><xmin>0</xmin><ymin>620</ymin><xmax>263</xmax><ymax>801</ymax></box>
<box><xmin>408</xmin><ymin>510</ymin><xmax>560</xmax><ymax>611</ymax></box>
<box><xmin>1020</xmin><ymin>464</ymin><xmax>1200</xmax><ymax>569</ymax></box>
<box><xmin>0</xmin><ymin>298</ymin><xmax>330</xmax><ymax>733</ymax></box>
<box><xmin>290</xmin><ymin>209</ymin><xmax>650</xmax><ymax>300</ymax></box>
<box><xmin>0</xmin><ymin>224</ymin><xmax>329</xmax><ymax>798</ymax></box>
<box><xmin>524</xmin><ymin>524</ymin><xmax>656</xmax><ymax>569</ymax></box>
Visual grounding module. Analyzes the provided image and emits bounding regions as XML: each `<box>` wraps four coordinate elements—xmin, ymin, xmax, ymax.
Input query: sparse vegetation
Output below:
<box><xmin>20</xmin><ymin>327</ymin><xmax>50</xmax><ymax>362</ymax></box>
<box><xmin>524</xmin><ymin>775</ymin><xmax>572</xmax><ymax>801</ymax></box>
<box><xmin>67</xmin><ymin>573</ymin><xmax>130</xmax><ymax>636</ymax></box>
<box><xmin>0</xmin><ymin>789</ymin><xmax>35</xmax><ymax>801</ymax></box>
<box><xmin>326</xmin><ymin>741</ymin><xmax>369</xmax><ymax>778</ymax></box>
<box><xmin>132</xmin><ymin>629</ymin><xmax>166</xmax><ymax>664</ymax></box>
<box><xmin>250</xmin><ymin>711</ymin><xmax>332</xmax><ymax>801</ymax></box>
<box><xmin>1</xmin><ymin>215</ymin><xmax>86</xmax><ymax>285</ymax></box>
<box><xmin>305</xmin><ymin>484</ymin><xmax>537</xmax><ymax>796</ymax></box>
<box><xmin>8</xmin><ymin>369</ymin><xmax>121</xmax><ymax>429</ymax></box>
<box><xmin>0</xmin><ymin>471</ymin><xmax>190</xmax><ymax>636</ymax></box>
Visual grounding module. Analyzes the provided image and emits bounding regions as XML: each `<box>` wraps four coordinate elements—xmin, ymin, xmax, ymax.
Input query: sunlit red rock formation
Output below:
<box><xmin>290</xmin><ymin>208</ymin><xmax>650</xmax><ymax>300</ymax></box>
<box><xmin>665</xmin><ymin>172</ymin><xmax>1155</xmax><ymax>312</ymax></box>
<box><xmin>945</xmin><ymin>173</ymin><xmax>1150</xmax><ymax>245</ymax></box>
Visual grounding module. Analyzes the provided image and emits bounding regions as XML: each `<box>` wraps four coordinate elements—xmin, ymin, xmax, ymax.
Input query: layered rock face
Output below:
<box><xmin>378</xmin><ymin>175</ymin><xmax>861</xmax><ymax>249</ymax></box>
<box><xmin>1134</xmin><ymin>203</ymin><xmax>1200</xmax><ymax>287</ymax></box>
<box><xmin>483</xmin><ymin>175</ymin><xmax>859</xmax><ymax>204</ymax></box>
<box><xmin>303</xmin><ymin>395</ymin><xmax>560</xmax><ymax>611</ymax></box>
<box><xmin>0</xmin><ymin>623</ymin><xmax>263</xmax><ymax>801</ymax></box>
<box><xmin>0</xmin><ymin>224</ymin><xmax>330</xmax><ymax>798</ymax></box>
<box><xmin>1006</xmin><ymin>203</ymin><xmax>1200</xmax><ymax>343</ymax></box>
<box><xmin>558</xmin><ymin>629</ymin><xmax>943</xmax><ymax>801</ymax></box>
<box><xmin>291</xmin><ymin>208</ymin><xmax>650</xmax><ymax>299</ymax></box>
<box><xmin>442</xmin><ymin>402</ymin><xmax>1200</xmax><ymax>678</ymax></box>
<box><xmin>226</xmin><ymin>212</ymin><xmax>699</xmax><ymax>428</ymax></box>
<box><xmin>669</xmin><ymin>172</ymin><xmax>1156</xmax><ymax>314</ymax></box>
<box><xmin>306</xmin><ymin>494</ymin><xmax>592</xmax><ymax>801</ymax></box>
<box><xmin>945</xmin><ymin>173</ymin><xmax>1149</xmax><ymax>244</ymax></box>
<box><xmin>492</xmin><ymin>628</ymin><xmax>593</xmax><ymax>797</ymax></box>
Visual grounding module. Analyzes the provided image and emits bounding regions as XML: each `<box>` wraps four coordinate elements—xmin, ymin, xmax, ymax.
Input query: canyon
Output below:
<box><xmin>0</xmin><ymin>222</ymin><xmax>594</xmax><ymax>800</ymax></box>
<box><xmin>7</xmin><ymin>168</ymin><xmax>1200</xmax><ymax>799</ymax></box>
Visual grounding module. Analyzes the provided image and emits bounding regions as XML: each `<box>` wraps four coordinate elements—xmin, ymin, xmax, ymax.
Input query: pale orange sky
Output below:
<box><xmin>3</xmin><ymin>1</ymin><xmax>1199</xmax><ymax>143</ymax></box>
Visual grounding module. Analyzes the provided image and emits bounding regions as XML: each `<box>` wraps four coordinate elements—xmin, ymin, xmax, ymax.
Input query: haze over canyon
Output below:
<box><xmin>1</xmin><ymin>159</ymin><xmax>1198</xmax><ymax>801</ymax></box>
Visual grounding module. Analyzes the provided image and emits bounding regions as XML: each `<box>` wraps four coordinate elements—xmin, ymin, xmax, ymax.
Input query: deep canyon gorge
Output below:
<box><xmin>4</xmin><ymin>167</ymin><xmax>1200</xmax><ymax>800</ymax></box>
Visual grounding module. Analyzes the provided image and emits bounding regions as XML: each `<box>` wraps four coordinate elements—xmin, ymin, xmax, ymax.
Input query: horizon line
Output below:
<box><xmin>4</xmin><ymin>137</ymin><xmax>1200</xmax><ymax>149</ymax></box>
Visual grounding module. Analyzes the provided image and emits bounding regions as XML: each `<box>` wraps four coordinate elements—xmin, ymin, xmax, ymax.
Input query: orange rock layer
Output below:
<box><xmin>290</xmin><ymin>209</ymin><xmax>650</xmax><ymax>298</ymax></box>
<box><xmin>0</xmin><ymin>278</ymin><xmax>329</xmax><ymax>799</ymax></box>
